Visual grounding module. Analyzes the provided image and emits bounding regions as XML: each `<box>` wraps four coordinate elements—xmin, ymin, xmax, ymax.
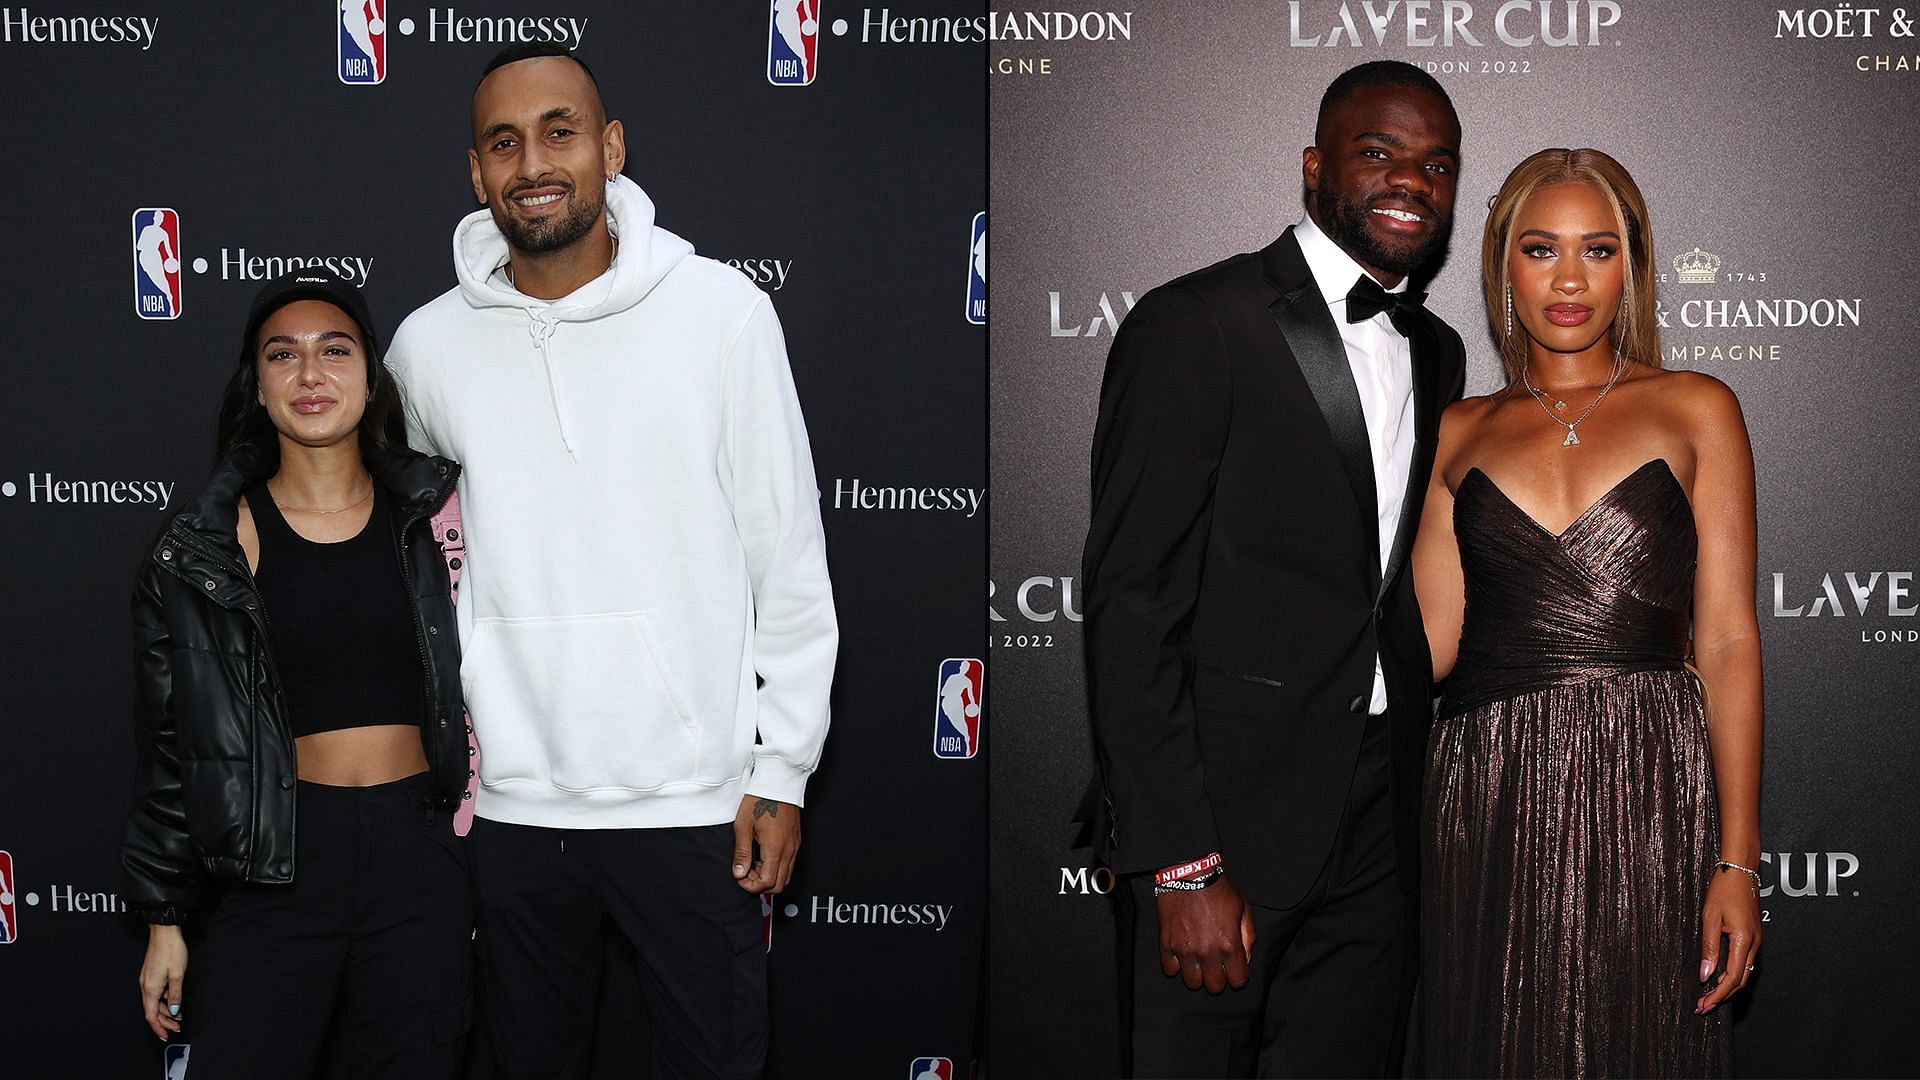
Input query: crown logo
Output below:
<box><xmin>1674</xmin><ymin>246</ymin><xmax>1721</xmax><ymax>285</ymax></box>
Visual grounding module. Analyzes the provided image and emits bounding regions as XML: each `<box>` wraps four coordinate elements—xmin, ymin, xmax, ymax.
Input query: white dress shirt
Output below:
<box><xmin>1292</xmin><ymin>214</ymin><xmax>1416</xmax><ymax>716</ymax></box>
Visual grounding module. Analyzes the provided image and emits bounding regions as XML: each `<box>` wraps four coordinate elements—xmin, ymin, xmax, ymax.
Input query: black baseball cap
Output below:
<box><xmin>240</xmin><ymin>269</ymin><xmax>382</xmax><ymax>360</ymax></box>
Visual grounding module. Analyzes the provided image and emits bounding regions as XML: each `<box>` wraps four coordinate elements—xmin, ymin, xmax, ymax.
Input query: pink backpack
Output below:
<box><xmin>429</xmin><ymin>490</ymin><xmax>480</xmax><ymax>835</ymax></box>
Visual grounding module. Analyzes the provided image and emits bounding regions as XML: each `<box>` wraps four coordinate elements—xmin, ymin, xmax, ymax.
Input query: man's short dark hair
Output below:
<box><xmin>478</xmin><ymin>43</ymin><xmax>598</xmax><ymax>90</ymax></box>
<box><xmin>1315</xmin><ymin>61</ymin><xmax>1457</xmax><ymax>144</ymax></box>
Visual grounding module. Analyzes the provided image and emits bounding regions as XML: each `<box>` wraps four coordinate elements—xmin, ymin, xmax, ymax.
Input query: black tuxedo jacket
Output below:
<box><xmin>1082</xmin><ymin>227</ymin><xmax>1467</xmax><ymax>909</ymax></box>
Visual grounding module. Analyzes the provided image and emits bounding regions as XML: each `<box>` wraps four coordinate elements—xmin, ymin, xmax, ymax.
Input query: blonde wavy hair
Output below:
<box><xmin>1481</xmin><ymin>148</ymin><xmax>1662</xmax><ymax>384</ymax></box>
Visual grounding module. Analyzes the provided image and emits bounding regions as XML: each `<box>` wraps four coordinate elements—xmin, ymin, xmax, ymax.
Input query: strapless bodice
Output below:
<box><xmin>1441</xmin><ymin>458</ymin><xmax>1697</xmax><ymax>718</ymax></box>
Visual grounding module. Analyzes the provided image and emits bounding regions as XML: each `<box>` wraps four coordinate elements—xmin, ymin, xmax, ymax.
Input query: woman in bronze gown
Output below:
<box><xmin>1411</xmin><ymin>149</ymin><xmax>1763</xmax><ymax>1077</ymax></box>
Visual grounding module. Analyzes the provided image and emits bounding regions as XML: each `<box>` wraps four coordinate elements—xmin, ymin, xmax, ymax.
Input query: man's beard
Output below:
<box><xmin>1315</xmin><ymin>188</ymin><xmax>1449</xmax><ymax>277</ymax></box>
<box><xmin>492</xmin><ymin>182</ymin><xmax>604</xmax><ymax>255</ymax></box>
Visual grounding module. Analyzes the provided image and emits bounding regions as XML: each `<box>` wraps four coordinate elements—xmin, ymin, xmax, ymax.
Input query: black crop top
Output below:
<box><xmin>247</xmin><ymin>481</ymin><xmax>426</xmax><ymax>739</ymax></box>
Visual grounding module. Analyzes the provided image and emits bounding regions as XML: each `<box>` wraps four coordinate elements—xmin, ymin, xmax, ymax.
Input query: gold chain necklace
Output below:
<box><xmin>272</xmin><ymin>481</ymin><xmax>373</xmax><ymax>515</ymax></box>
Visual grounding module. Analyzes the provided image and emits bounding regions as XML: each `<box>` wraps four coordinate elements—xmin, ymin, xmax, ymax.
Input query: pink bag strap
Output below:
<box><xmin>429</xmin><ymin>486</ymin><xmax>479</xmax><ymax>834</ymax></box>
<box><xmin>430</xmin><ymin>488</ymin><xmax>465</xmax><ymax>601</ymax></box>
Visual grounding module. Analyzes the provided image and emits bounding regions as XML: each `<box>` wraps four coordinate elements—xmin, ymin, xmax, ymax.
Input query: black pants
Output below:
<box><xmin>1120</xmin><ymin>710</ymin><xmax>1417</xmax><ymax>1078</ymax></box>
<box><xmin>189</xmin><ymin>773</ymin><xmax>475</xmax><ymax>1080</ymax></box>
<box><xmin>467</xmin><ymin>818</ymin><xmax>768</xmax><ymax>1080</ymax></box>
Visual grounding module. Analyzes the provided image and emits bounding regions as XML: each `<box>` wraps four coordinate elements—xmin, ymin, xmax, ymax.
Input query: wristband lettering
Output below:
<box><xmin>1153</xmin><ymin>866</ymin><xmax>1225</xmax><ymax>895</ymax></box>
<box><xmin>1154</xmin><ymin>852</ymin><xmax>1223</xmax><ymax>887</ymax></box>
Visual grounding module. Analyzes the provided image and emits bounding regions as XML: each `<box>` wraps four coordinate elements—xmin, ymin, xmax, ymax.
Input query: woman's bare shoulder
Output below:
<box><xmin>235</xmin><ymin>494</ymin><xmax>259</xmax><ymax>574</ymax></box>
<box><xmin>1640</xmin><ymin>366</ymin><xmax>1745</xmax><ymax>428</ymax></box>
<box><xmin>1443</xmin><ymin>387</ymin><xmax>1508</xmax><ymax>423</ymax></box>
<box><xmin>1440</xmin><ymin>387</ymin><xmax>1511</xmax><ymax>440</ymax></box>
<box><xmin>1436</xmin><ymin>388</ymin><xmax>1511</xmax><ymax>475</ymax></box>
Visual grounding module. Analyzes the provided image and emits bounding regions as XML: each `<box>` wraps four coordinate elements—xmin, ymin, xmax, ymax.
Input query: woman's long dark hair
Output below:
<box><xmin>211</xmin><ymin>303</ymin><xmax>412</xmax><ymax>471</ymax></box>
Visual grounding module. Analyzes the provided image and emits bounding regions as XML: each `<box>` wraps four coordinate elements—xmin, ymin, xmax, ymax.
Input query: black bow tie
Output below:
<box><xmin>1346</xmin><ymin>275</ymin><xmax>1427</xmax><ymax>338</ymax></box>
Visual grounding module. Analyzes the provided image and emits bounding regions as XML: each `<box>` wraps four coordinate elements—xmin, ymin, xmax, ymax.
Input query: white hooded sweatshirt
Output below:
<box><xmin>386</xmin><ymin>176</ymin><xmax>837</xmax><ymax>829</ymax></box>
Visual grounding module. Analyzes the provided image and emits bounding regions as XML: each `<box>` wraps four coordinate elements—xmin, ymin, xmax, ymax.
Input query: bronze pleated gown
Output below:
<box><xmin>1421</xmin><ymin>459</ymin><xmax>1731</xmax><ymax>1078</ymax></box>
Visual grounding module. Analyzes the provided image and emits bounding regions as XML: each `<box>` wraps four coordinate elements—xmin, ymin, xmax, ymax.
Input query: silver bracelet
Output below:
<box><xmin>1715</xmin><ymin>859</ymin><xmax>1762</xmax><ymax>889</ymax></box>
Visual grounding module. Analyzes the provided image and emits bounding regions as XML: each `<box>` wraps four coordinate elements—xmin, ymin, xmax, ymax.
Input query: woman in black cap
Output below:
<box><xmin>121</xmin><ymin>271</ymin><xmax>473</xmax><ymax>1077</ymax></box>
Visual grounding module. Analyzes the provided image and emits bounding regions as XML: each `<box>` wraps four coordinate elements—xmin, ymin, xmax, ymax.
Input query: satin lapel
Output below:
<box><xmin>1269</xmin><ymin>279</ymin><xmax>1379</xmax><ymax>580</ymax></box>
<box><xmin>1376</xmin><ymin>318</ymin><xmax>1442</xmax><ymax>605</ymax></box>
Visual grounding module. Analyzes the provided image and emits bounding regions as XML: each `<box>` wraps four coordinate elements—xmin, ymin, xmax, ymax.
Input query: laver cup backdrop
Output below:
<box><xmin>0</xmin><ymin>5</ymin><xmax>983</xmax><ymax>1077</ymax></box>
<box><xmin>992</xmin><ymin>5</ymin><xmax>1918</xmax><ymax>1078</ymax></box>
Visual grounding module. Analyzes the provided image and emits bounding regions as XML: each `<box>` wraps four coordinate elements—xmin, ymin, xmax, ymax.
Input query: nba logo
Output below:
<box><xmin>338</xmin><ymin>0</ymin><xmax>387</xmax><ymax>85</ymax></box>
<box><xmin>767</xmin><ymin>0</ymin><xmax>820</xmax><ymax>86</ymax></box>
<box><xmin>965</xmin><ymin>212</ymin><xmax>986</xmax><ymax>325</ymax></box>
<box><xmin>164</xmin><ymin>1044</ymin><xmax>191</xmax><ymax>1079</ymax></box>
<box><xmin>910</xmin><ymin>1058</ymin><xmax>954</xmax><ymax>1080</ymax></box>
<box><xmin>760</xmin><ymin>893</ymin><xmax>774</xmax><ymax>952</ymax></box>
<box><xmin>0</xmin><ymin>850</ymin><xmax>17</xmax><ymax>943</ymax></box>
<box><xmin>131</xmin><ymin>209</ymin><xmax>182</xmax><ymax>321</ymax></box>
<box><xmin>933</xmin><ymin>658</ymin><xmax>983</xmax><ymax>760</ymax></box>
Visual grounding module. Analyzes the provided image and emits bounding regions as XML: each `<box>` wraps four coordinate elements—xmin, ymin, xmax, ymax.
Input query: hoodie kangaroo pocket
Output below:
<box><xmin>463</xmin><ymin>612</ymin><xmax>699</xmax><ymax>792</ymax></box>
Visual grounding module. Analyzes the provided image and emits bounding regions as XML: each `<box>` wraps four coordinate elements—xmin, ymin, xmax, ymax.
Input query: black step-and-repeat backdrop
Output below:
<box><xmin>991</xmin><ymin>5</ymin><xmax>1917</xmax><ymax>1077</ymax></box>
<box><xmin>1</xmin><ymin>4</ymin><xmax>983</xmax><ymax>1077</ymax></box>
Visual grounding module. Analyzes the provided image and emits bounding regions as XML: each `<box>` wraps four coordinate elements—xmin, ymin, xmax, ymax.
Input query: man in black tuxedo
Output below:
<box><xmin>1082</xmin><ymin>61</ymin><xmax>1466</xmax><ymax>1077</ymax></box>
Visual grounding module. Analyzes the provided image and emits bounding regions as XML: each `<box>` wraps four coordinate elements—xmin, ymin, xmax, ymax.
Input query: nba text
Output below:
<box><xmin>933</xmin><ymin>658</ymin><xmax>984</xmax><ymax>760</ymax></box>
<box><xmin>768</xmin><ymin>1</ymin><xmax>821</xmax><ymax>86</ymax></box>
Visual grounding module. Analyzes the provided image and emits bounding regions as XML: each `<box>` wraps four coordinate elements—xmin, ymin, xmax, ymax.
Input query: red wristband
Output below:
<box><xmin>1155</xmin><ymin>852</ymin><xmax>1223</xmax><ymax>886</ymax></box>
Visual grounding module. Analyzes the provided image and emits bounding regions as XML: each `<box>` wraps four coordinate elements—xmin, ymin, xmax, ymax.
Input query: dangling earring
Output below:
<box><xmin>1504</xmin><ymin>283</ymin><xmax>1513</xmax><ymax>338</ymax></box>
<box><xmin>1619</xmin><ymin>276</ymin><xmax>1632</xmax><ymax>347</ymax></box>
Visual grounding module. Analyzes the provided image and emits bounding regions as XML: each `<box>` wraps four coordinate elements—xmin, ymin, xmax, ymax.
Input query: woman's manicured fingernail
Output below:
<box><xmin>1699</xmin><ymin>959</ymin><xmax>1713</xmax><ymax>980</ymax></box>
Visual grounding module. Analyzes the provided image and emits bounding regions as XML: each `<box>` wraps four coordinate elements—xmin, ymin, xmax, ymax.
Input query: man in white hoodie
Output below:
<box><xmin>386</xmin><ymin>45</ymin><xmax>837</xmax><ymax>1078</ymax></box>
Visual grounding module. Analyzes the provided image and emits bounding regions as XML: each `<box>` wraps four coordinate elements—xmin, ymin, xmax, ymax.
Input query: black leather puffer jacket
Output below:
<box><xmin>121</xmin><ymin>446</ymin><xmax>468</xmax><ymax>924</ymax></box>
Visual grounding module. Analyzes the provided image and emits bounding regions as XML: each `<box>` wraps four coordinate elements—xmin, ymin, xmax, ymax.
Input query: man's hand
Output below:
<box><xmin>1156</xmin><ymin>874</ymin><xmax>1256</xmax><ymax>994</ymax></box>
<box><xmin>733</xmin><ymin>795</ymin><xmax>801</xmax><ymax>894</ymax></box>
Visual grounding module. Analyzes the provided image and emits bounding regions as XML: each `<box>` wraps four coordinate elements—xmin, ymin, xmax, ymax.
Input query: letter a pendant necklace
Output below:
<box><xmin>1522</xmin><ymin>352</ymin><xmax>1626</xmax><ymax>447</ymax></box>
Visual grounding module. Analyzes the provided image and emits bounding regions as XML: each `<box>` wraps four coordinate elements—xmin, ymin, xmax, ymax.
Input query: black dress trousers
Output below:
<box><xmin>1119</xmin><ymin>710</ymin><xmax>1417</xmax><ymax>1078</ymax></box>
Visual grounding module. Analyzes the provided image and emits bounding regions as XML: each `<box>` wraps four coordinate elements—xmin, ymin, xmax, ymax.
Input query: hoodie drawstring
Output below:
<box><xmin>526</xmin><ymin>308</ymin><xmax>577</xmax><ymax>459</ymax></box>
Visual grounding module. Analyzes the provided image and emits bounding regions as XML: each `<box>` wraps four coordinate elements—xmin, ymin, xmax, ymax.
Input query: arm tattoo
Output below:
<box><xmin>753</xmin><ymin>798</ymin><xmax>780</xmax><ymax>820</ymax></box>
